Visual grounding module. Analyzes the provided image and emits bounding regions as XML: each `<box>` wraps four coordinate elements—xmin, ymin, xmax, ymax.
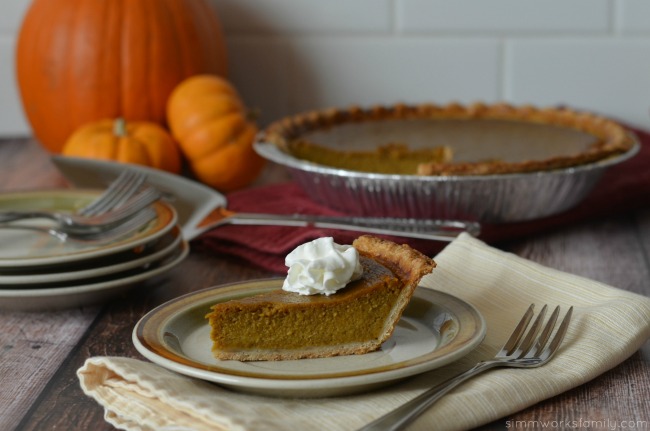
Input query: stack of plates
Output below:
<box><xmin>0</xmin><ymin>190</ymin><xmax>188</xmax><ymax>311</ymax></box>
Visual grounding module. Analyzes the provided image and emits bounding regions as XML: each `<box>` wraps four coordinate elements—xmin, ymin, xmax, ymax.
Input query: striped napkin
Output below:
<box><xmin>78</xmin><ymin>234</ymin><xmax>650</xmax><ymax>431</ymax></box>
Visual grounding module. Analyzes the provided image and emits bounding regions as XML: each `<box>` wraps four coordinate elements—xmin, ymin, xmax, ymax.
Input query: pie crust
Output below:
<box><xmin>260</xmin><ymin>102</ymin><xmax>635</xmax><ymax>176</ymax></box>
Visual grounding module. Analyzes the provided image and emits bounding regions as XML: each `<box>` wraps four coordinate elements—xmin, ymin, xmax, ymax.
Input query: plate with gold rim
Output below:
<box><xmin>0</xmin><ymin>238</ymin><xmax>189</xmax><ymax>311</ymax></box>
<box><xmin>0</xmin><ymin>190</ymin><xmax>177</xmax><ymax>268</ymax></box>
<box><xmin>133</xmin><ymin>280</ymin><xmax>486</xmax><ymax>397</ymax></box>
<box><xmin>0</xmin><ymin>225</ymin><xmax>182</xmax><ymax>285</ymax></box>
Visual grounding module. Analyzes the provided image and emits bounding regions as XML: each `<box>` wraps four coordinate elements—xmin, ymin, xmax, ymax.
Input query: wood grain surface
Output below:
<box><xmin>0</xmin><ymin>138</ymin><xmax>648</xmax><ymax>431</ymax></box>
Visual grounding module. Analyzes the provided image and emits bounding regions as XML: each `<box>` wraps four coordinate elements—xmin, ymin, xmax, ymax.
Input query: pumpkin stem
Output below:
<box><xmin>113</xmin><ymin>118</ymin><xmax>128</xmax><ymax>137</ymax></box>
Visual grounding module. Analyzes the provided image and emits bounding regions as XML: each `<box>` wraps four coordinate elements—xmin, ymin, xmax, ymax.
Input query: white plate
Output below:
<box><xmin>133</xmin><ymin>281</ymin><xmax>486</xmax><ymax>397</ymax></box>
<box><xmin>0</xmin><ymin>190</ymin><xmax>177</xmax><ymax>268</ymax></box>
<box><xmin>52</xmin><ymin>157</ymin><xmax>228</xmax><ymax>241</ymax></box>
<box><xmin>0</xmin><ymin>226</ymin><xmax>182</xmax><ymax>285</ymax></box>
<box><xmin>0</xmin><ymin>239</ymin><xmax>189</xmax><ymax>311</ymax></box>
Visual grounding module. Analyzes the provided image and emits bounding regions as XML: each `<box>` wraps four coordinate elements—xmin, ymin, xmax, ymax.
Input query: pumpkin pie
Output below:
<box><xmin>260</xmin><ymin>102</ymin><xmax>635</xmax><ymax>176</ymax></box>
<box><xmin>205</xmin><ymin>235</ymin><xmax>436</xmax><ymax>361</ymax></box>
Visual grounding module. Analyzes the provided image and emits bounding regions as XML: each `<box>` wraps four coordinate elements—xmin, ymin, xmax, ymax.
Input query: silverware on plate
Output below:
<box><xmin>74</xmin><ymin>170</ymin><xmax>147</xmax><ymax>217</ymax></box>
<box><xmin>0</xmin><ymin>207</ymin><xmax>158</xmax><ymax>244</ymax></box>
<box><xmin>0</xmin><ymin>185</ymin><xmax>160</xmax><ymax>236</ymax></box>
<box><xmin>0</xmin><ymin>169</ymin><xmax>144</xmax><ymax>225</ymax></box>
<box><xmin>359</xmin><ymin>304</ymin><xmax>573</xmax><ymax>431</ymax></box>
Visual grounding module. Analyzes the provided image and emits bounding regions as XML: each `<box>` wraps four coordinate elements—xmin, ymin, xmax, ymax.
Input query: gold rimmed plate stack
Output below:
<box><xmin>0</xmin><ymin>190</ymin><xmax>188</xmax><ymax>311</ymax></box>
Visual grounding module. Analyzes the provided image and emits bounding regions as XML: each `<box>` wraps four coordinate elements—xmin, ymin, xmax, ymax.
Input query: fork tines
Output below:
<box><xmin>502</xmin><ymin>304</ymin><xmax>573</xmax><ymax>362</ymax></box>
<box><xmin>79</xmin><ymin>170</ymin><xmax>147</xmax><ymax>217</ymax></box>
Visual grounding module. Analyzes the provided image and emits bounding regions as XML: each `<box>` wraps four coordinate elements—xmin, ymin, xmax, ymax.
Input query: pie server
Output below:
<box><xmin>52</xmin><ymin>156</ymin><xmax>480</xmax><ymax>242</ymax></box>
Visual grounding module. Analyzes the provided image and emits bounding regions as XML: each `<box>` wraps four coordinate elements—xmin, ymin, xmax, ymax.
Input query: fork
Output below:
<box><xmin>359</xmin><ymin>304</ymin><xmax>573</xmax><ymax>431</ymax></box>
<box><xmin>0</xmin><ymin>206</ymin><xmax>159</xmax><ymax>243</ymax></box>
<box><xmin>0</xmin><ymin>170</ymin><xmax>146</xmax><ymax>224</ymax></box>
<box><xmin>76</xmin><ymin>170</ymin><xmax>147</xmax><ymax>217</ymax></box>
<box><xmin>0</xmin><ymin>186</ymin><xmax>161</xmax><ymax>235</ymax></box>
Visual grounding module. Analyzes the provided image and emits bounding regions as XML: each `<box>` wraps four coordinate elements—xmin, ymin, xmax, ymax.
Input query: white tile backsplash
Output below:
<box><xmin>226</xmin><ymin>37</ymin><xmax>291</xmax><ymax>126</ymax></box>
<box><xmin>1</xmin><ymin>0</ymin><xmax>649</xmax><ymax>137</ymax></box>
<box><xmin>617</xmin><ymin>0</ymin><xmax>650</xmax><ymax>34</ymax></box>
<box><xmin>0</xmin><ymin>37</ymin><xmax>28</xmax><ymax>136</ymax></box>
<box><xmin>214</xmin><ymin>0</ymin><xmax>393</xmax><ymax>34</ymax></box>
<box><xmin>506</xmin><ymin>39</ymin><xmax>650</xmax><ymax>127</ymax></box>
<box><xmin>397</xmin><ymin>0</ymin><xmax>611</xmax><ymax>34</ymax></box>
<box><xmin>284</xmin><ymin>38</ymin><xmax>501</xmax><ymax>113</ymax></box>
<box><xmin>0</xmin><ymin>0</ymin><xmax>29</xmax><ymax>32</ymax></box>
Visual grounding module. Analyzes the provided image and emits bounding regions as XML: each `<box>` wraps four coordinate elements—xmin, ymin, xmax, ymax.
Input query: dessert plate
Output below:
<box><xmin>53</xmin><ymin>156</ymin><xmax>227</xmax><ymax>241</ymax></box>
<box><xmin>133</xmin><ymin>280</ymin><xmax>486</xmax><ymax>397</ymax></box>
<box><xmin>0</xmin><ymin>239</ymin><xmax>189</xmax><ymax>311</ymax></box>
<box><xmin>0</xmin><ymin>226</ymin><xmax>182</xmax><ymax>285</ymax></box>
<box><xmin>0</xmin><ymin>190</ymin><xmax>177</xmax><ymax>268</ymax></box>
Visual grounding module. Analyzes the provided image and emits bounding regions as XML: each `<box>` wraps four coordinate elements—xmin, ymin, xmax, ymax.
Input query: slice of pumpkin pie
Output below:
<box><xmin>205</xmin><ymin>235</ymin><xmax>436</xmax><ymax>361</ymax></box>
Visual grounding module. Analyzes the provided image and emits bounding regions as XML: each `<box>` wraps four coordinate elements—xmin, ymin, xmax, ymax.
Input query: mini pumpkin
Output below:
<box><xmin>62</xmin><ymin>118</ymin><xmax>182</xmax><ymax>174</ymax></box>
<box><xmin>167</xmin><ymin>75</ymin><xmax>265</xmax><ymax>191</ymax></box>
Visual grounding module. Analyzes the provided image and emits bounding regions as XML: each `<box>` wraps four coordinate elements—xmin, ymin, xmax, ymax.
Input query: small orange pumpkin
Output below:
<box><xmin>167</xmin><ymin>75</ymin><xmax>265</xmax><ymax>191</ymax></box>
<box><xmin>62</xmin><ymin>118</ymin><xmax>182</xmax><ymax>174</ymax></box>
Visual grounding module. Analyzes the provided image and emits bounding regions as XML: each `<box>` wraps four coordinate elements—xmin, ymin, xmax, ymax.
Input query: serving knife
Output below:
<box><xmin>52</xmin><ymin>156</ymin><xmax>480</xmax><ymax>242</ymax></box>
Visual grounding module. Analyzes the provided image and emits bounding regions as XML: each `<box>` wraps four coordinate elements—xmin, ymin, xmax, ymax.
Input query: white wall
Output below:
<box><xmin>2</xmin><ymin>0</ymin><xmax>649</xmax><ymax>138</ymax></box>
<box><xmin>0</xmin><ymin>0</ymin><xmax>30</xmax><ymax>136</ymax></box>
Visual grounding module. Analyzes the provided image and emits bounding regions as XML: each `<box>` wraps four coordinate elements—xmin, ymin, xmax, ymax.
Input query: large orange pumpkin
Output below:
<box><xmin>167</xmin><ymin>75</ymin><xmax>265</xmax><ymax>192</ymax></box>
<box><xmin>62</xmin><ymin>118</ymin><xmax>182</xmax><ymax>174</ymax></box>
<box><xmin>16</xmin><ymin>0</ymin><xmax>228</xmax><ymax>153</ymax></box>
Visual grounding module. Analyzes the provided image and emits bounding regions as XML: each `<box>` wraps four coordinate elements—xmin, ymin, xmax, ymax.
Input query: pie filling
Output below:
<box><xmin>209</xmin><ymin>260</ymin><xmax>401</xmax><ymax>351</ymax></box>
<box><xmin>206</xmin><ymin>235</ymin><xmax>436</xmax><ymax>361</ymax></box>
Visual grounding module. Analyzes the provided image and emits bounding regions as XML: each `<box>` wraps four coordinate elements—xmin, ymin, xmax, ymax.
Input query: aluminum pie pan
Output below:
<box><xmin>254</xmin><ymin>135</ymin><xmax>639</xmax><ymax>223</ymax></box>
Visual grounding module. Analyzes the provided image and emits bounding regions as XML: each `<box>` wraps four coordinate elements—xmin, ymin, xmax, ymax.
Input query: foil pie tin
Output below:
<box><xmin>254</xmin><ymin>115</ymin><xmax>639</xmax><ymax>223</ymax></box>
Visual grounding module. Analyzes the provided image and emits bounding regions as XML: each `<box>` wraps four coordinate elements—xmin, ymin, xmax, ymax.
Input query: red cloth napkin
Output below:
<box><xmin>196</xmin><ymin>127</ymin><xmax>650</xmax><ymax>273</ymax></box>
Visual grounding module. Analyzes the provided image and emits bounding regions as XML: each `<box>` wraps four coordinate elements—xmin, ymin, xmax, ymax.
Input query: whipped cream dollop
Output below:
<box><xmin>282</xmin><ymin>237</ymin><xmax>363</xmax><ymax>296</ymax></box>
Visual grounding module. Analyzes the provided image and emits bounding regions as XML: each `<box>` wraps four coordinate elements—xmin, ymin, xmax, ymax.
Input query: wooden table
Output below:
<box><xmin>1</xmin><ymin>138</ymin><xmax>648</xmax><ymax>431</ymax></box>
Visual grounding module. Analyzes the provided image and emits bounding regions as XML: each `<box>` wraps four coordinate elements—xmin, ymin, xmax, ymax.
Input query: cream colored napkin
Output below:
<box><xmin>78</xmin><ymin>233</ymin><xmax>650</xmax><ymax>431</ymax></box>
